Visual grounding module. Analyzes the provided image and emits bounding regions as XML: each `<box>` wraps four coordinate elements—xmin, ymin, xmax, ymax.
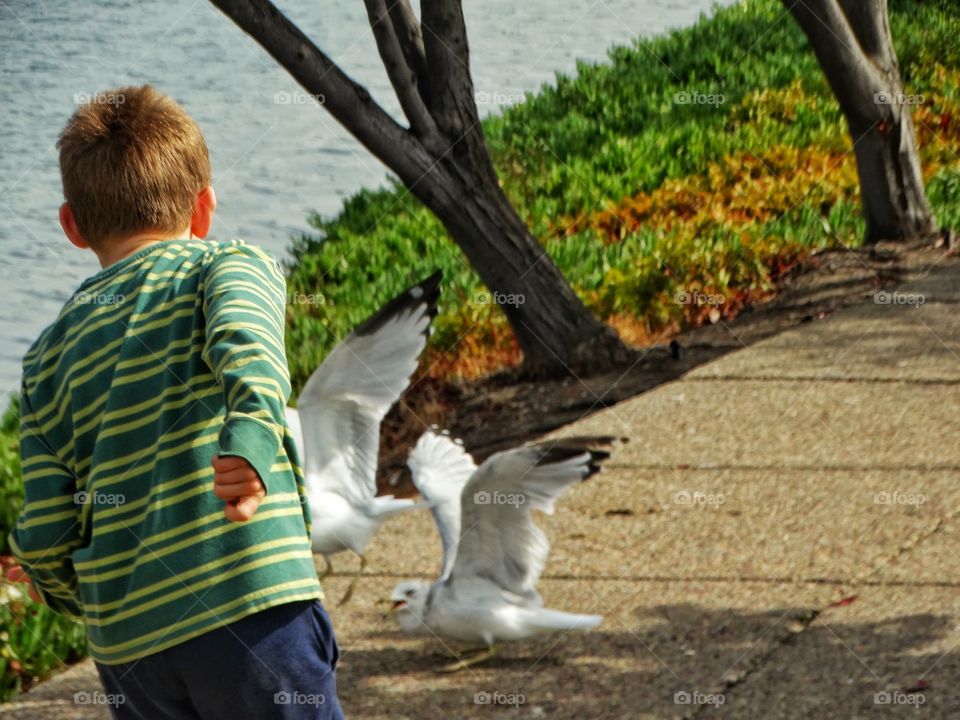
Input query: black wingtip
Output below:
<box><xmin>585</xmin><ymin>449</ymin><xmax>610</xmax><ymax>478</ymax></box>
<box><xmin>353</xmin><ymin>269</ymin><xmax>443</xmax><ymax>337</ymax></box>
<box><xmin>544</xmin><ymin>435</ymin><xmax>627</xmax><ymax>451</ymax></box>
<box><xmin>419</xmin><ymin>270</ymin><xmax>443</xmax><ymax>321</ymax></box>
<box><xmin>532</xmin><ymin>443</ymin><xmax>613</xmax><ymax>480</ymax></box>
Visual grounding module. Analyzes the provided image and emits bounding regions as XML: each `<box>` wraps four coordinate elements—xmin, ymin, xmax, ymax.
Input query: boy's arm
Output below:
<box><xmin>202</xmin><ymin>244</ymin><xmax>292</xmax><ymax>493</ymax></box>
<box><xmin>8</xmin><ymin>391</ymin><xmax>83</xmax><ymax>617</ymax></box>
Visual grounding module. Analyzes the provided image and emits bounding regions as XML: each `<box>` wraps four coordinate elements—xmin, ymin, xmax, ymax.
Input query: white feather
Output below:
<box><xmin>290</xmin><ymin>272</ymin><xmax>440</xmax><ymax>559</ymax></box>
<box><xmin>394</xmin><ymin>432</ymin><xmax>607</xmax><ymax>649</ymax></box>
<box><xmin>407</xmin><ymin>430</ymin><xmax>477</xmax><ymax>579</ymax></box>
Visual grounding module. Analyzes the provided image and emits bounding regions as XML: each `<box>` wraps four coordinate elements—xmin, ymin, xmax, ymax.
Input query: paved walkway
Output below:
<box><xmin>3</xmin><ymin>254</ymin><xmax>958</xmax><ymax>718</ymax></box>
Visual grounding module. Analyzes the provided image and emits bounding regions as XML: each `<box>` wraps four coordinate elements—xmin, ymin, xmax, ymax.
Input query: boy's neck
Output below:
<box><xmin>96</xmin><ymin>232</ymin><xmax>191</xmax><ymax>269</ymax></box>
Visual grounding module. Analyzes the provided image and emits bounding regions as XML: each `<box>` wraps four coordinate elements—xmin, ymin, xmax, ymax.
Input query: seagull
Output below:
<box><xmin>390</xmin><ymin>429</ymin><xmax>615</xmax><ymax>671</ymax></box>
<box><xmin>287</xmin><ymin>271</ymin><xmax>441</xmax><ymax>605</ymax></box>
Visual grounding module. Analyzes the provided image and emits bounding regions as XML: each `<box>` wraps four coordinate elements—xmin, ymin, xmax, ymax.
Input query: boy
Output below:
<box><xmin>5</xmin><ymin>85</ymin><xmax>343</xmax><ymax>719</ymax></box>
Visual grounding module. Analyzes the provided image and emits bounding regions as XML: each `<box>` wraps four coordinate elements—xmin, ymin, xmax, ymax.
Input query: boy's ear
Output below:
<box><xmin>190</xmin><ymin>186</ymin><xmax>217</xmax><ymax>239</ymax></box>
<box><xmin>59</xmin><ymin>203</ymin><xmax>89</xmax><ymax>249</ymax></box>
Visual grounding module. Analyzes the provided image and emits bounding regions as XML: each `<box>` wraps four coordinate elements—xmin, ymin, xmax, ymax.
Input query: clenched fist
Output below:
<box><xmin>212</xmin><ymin>454</ymin><xmax>265</xmax><ymax>522</ymax></box>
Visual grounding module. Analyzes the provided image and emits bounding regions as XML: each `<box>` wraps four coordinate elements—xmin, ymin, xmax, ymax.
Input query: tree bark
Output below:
<box><xmin>418</xmin><ymin>157</ymin><xmax>630</xmax><ymax>376</ymax></box>
<box><xmin>209</xmin><ymin>0</ymin><xmax>629</xmax><ymax>377</ymax></box>
<box><xmin>784</xmin><ymin>0</ymin><xmax>936</xmax><ymax>244</ymax></box>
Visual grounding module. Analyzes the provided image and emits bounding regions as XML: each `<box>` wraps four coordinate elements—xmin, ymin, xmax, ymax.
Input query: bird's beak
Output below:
<box><xmin>381</xmin><ymin>598</ymin><xmax>405</xmax><ymax>621</ymax></box>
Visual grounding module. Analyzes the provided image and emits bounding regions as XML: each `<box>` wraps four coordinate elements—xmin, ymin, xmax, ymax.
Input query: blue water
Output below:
<box><xmin>0</xmin><ymin>0</ymin><xmax>732</xmax><ymax>396</ymax></box>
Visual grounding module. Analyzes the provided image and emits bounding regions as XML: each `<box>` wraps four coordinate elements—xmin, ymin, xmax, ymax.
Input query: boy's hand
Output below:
<box><xmin>212</xmin><ymin>455</ymin><xmax>265</xmax><ymax>522</ymax></box>
<box><xmin>5</xmin><ymin>564</ymin><xmax>43</xmax><ymax>603</ymax></box>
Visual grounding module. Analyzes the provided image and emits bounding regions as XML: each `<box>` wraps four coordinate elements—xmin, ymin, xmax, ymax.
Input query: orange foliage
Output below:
<box><xmin>561</xmin><ymin>145</ymin><xmax>860</xmax><ymax>241</ymax></box>
<box><xmin>425</xmin><ymin>327</ymin><xmax>522</xmax><ymax>380</ymax></box>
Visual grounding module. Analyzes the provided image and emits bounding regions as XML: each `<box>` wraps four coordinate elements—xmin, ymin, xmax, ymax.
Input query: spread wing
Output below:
<box><xmin>407</xmin><ymin>429</ymin><xmax>478</xmax><ymax>580</ymax></box>
<box><xmin>295</xmin><ymin>271</ymin><xmax>441</xmax><ymax>507</ymax></box>
<box><xmin>448</xmin><ymin>438</ymin><xmax>614</xmax><ymax>601</ymax></box>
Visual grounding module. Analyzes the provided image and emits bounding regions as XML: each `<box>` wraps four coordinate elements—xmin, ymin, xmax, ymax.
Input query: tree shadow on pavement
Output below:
<box><xmin>336</xmin><ymin>601</ymin><xmax>960</xmax><ymax>719</ymax></box>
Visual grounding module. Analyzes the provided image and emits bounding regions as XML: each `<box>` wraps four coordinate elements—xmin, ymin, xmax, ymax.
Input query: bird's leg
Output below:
<box><xmin>336</xmin><ymin>554</ymin><xmax>365</xmax><ymax>607</ymax></box>
<box><xmin>438</xmin><ymin>645</ymin><xmax>496</xmax><ymax>673</ymax></box>
<box><xmin>318</xmin><ymin>555</ymin><xmax>335</xmax><ymax>580</ymax></box>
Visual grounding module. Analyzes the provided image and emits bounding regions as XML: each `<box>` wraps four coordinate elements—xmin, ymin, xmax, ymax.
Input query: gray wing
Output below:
<box><xmin>407</xmin><ymin>429</ymin><xmax>478</xmax><ymax>580</ymax></box>
<box><xmin>295</xmin><ymin>272</ymin><xmax>441</xmax><ymax>506</ymax></box>
<box><xmin>448</xmin><ymin>439</ymin><xmax>612</xmax><ymax>601</ymax></box>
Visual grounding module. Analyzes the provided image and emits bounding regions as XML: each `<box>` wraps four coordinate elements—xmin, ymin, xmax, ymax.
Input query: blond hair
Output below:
<box><xmin>58</xmin><ymin>85</ymin><xmax>211</xmax><ymax>249</ymax></box>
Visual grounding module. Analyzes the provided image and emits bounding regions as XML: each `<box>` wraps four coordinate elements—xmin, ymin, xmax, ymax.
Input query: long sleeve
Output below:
<box><xmin>8</xmin><ymin>391</ymin><xmax>83</xmax><ymax>618</ymax></box>
<box><xmin>8</xmin><ymin>239</ymin><xmax>321</xmax><ymax>662</ymax></box>
<box><xmin>201</xmin><ymin>244</ymin><xmax>292</xmax><ymax>491</ymax></box>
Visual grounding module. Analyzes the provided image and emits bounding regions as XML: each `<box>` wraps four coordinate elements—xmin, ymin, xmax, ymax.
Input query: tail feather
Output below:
<box><xmin>372</xmin><ymin>495</ymin><xmax>428</xmax><ymax>518</ymax></box>
<box><xmin>528</xmin><ymin>608</ymin><xmax>602</xmax><ymax>632</ymax></box>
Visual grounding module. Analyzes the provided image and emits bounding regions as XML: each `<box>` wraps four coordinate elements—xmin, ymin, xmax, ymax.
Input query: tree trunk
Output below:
<box><xmin>414</xmin><ymin>159</ymin><xmax>630</xmax><ymax>376</ymax></box>
<box><xmin>784</xmin><ymin>0</ymin><xmax>936</xmax><ymax>244</ymax></box>
<box><xmin>209</xmin><ymin>0</ymin><xmax>630</xmax><ymax>377</ymax></box>
<box><xmin>848</xmin><ymin>107</ymin><xmax>933</xmax><ymax>243</ymax></box>
<box><xmin>416</xmin><ymin>0</ymin><xmax>627</xmax><ymax>375</ymax></box>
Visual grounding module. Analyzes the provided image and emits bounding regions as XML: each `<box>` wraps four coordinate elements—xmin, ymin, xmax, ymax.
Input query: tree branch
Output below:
<box><xmin>209</xmin><ymin>0</ymin><xmax>431</xmax><ymax>177</ymax></box>
<box><xmin>362</xmin><ymin>0</ymin><xmax>442</xmax><ymax>151</ymax></box>
<box><xmin>419</xmin><ymin>0</ymin><xmax>479</xmax><ymax>137</ymax></box>
<box><xmin>386</xmin><ymin>0</ymin><xmax>429</xmax><ymax>95</ymax></box>
<box><xmin>837</xmin><ymin>0</ymin><xmax>897</xmax><ymax>72</ymax></box>
<box><xmin>784</xmin><ymin>0</ymin><xmax>890</xmax><ymax>126</ymax></box>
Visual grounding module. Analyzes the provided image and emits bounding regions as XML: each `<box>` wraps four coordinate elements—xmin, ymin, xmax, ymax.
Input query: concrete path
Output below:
<box><xmin>4</xmin><ymin>255</ymin><xmax>958</xmax><ymax>718</ymax></box>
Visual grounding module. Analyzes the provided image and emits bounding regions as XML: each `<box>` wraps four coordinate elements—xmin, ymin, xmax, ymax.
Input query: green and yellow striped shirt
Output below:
<box><xmin>9</xmin><ymin>238</ymin><xmax>322</xmax><ymax>665</ymax></box>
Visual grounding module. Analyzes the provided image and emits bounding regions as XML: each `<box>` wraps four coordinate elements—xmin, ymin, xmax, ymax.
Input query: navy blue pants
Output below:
<box><xmin>96</xmin><ymin>600</ymin><xmax>344</xmax><ymax>719</ymax></box>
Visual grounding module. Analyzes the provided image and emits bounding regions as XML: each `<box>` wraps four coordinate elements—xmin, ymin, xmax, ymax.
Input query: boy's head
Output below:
<box><xmin>57</xmin><ymin>85</ymin><xmax>215</xmax><ymax>256</ymax></box>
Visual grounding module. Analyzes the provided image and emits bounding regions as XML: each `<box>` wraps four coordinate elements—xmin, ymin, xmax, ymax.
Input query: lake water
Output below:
<box><xmin>0</xmin><ymin>0</ymin><xmax>731</xmax><ymax>395</ymax></box>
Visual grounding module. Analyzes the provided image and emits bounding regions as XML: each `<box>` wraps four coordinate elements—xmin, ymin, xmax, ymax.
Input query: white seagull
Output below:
<box><xmin>287</xmin><ymin>271</ymin><xmax>441</xmax><ymax>604</ymax></box>
<box><xmin>390</xmin><ymin>429</ymin><xmax>613</xmax><ymax>670</ymax></box>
